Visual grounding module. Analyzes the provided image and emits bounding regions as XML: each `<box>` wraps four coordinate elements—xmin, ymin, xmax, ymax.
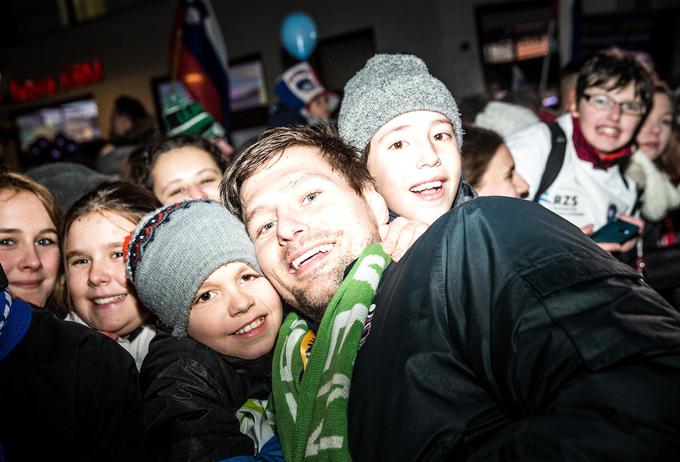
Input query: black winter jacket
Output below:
<box><xmin>348</xmin><ymin>196</ymin><xmax>680</xmax><ymax>461</ymax></box>
<box><xmin>0</xmin><ymin>308</ymin><xmax>144</xmax><ymax>461</ymax></box>
<box><xmin>140</xmin><ymin>325</ymin><xmax>273</xmax><ymax>462</ymax></box>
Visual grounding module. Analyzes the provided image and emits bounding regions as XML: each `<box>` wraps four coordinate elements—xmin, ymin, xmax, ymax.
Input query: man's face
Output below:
<box><xmin>367</xmin><ymin>111</ymin><xmax>461</xmax><ymax>225</ymax></box>
<box><xmin>240</xmin><ymin>145</ymin><xmax>387</xmax><ymax>321</ymax></box>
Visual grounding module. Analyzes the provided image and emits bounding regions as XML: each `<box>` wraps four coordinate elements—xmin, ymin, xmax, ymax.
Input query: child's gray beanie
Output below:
<box><xmin>338</xmin><ymin>53</ymin><xmax>463</xmax><ymax>155</ymax></box>
<box><xmin>125</xmin><ymin>199</ymin><xmax>260</xmax><ymax>338</ymax></box>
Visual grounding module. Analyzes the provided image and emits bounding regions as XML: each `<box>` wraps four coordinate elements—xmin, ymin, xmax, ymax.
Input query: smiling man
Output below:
<box><xmin>223</xmin><ymin>124</ymin><xmax>680</xmax><ymax>461</ymax></box>
<box><xmin>232</xmin><ymin>132</ymin><xmax>386</xmax><ymax>321</ymax></box>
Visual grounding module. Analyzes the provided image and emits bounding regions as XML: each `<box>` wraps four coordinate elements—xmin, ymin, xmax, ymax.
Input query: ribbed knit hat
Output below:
<box><xmin>338</xmin><ymin>54</ymin><xmax>463</xmax><ymax>154</ymax></box>
<box><xmin>163</xmin><ymin>101</ymin><xmax>226</xmax><ymax>140</ymax></box>
<box><xmin>125</xmin><ymin>199</ymin><xmax>260</xmax><ymax>338</ymax></box>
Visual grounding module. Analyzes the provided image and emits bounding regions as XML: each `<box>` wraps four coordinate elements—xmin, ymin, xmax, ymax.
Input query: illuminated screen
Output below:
<box><xmin>15</xmin><ymin>98</ymin><xmax>102</xmax><ymax>152</ymax></box>
<box><xmin>156</xmin><ymin>58</ymin><xmax>268</xmax><ymax>114</ymax></box>
<box><xmin>229</xmin><ymin>59</ymin><xmax>268</xmax><ymax>111</ymax></box>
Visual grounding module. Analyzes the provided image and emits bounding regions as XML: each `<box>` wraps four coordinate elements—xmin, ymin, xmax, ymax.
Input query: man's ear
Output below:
<box><xmin>362</xmin><ymin>183</ymin><xmax>389</xmax><ymax>226</ymax></box>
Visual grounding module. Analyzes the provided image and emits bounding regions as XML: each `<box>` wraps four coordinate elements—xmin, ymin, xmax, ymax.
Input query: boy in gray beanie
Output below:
<box><xmin>338</xmin><ymin>53</ymin><xmax>473</xmax><ymax>225</ymax></box>
<box><xmin>125</xmin><ymin>199</ymin><xmax>283</xmax><ymax>461</ymax></box>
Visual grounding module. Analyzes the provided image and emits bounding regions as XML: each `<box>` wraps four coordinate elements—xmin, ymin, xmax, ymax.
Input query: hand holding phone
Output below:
<box><xmin>591</xmin><ymin>218</ymin><xmax>640</xmax><ymax>244</ymax></box>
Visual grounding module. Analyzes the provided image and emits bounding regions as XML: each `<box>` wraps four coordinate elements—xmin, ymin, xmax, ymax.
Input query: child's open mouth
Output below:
<box><xmin>410</xmin><ymin>180</ymin><xmax>443</xmax><ymax>196</ymax></box>
<box><xmin>234</xmin><ymin>316</ymin><xmax>266</xmax><ymax>335</ymax></box>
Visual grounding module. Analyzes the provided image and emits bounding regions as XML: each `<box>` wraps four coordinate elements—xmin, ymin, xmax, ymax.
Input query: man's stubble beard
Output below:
<box><xmin>288</xmin><ymin>225</ymin><xmax>381</xmax><ymax>322</ymax></box>
<box><xmin>289</xmin><ymin>257</ymin><xmax>348</xmax><ymax>322</ymax></box>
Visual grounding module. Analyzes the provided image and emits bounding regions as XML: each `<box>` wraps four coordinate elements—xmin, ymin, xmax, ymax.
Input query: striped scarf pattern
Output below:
<box><xmin>272</xmin><ymin>243</ymin><xmax>391</xmax><ymax>462</ymax></box>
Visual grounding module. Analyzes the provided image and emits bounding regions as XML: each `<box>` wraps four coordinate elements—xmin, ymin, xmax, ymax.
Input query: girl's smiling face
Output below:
<box><xmin>636</xmin><ymin>91</ymin><xmax>674</xmax><ymax>160</ymax></box>
<box><xmin>65</xmin><ymin>211</ymin><xmax>148</xmax><ymax>337</ymax></box>
<box><xmin>0</xmin><ymin>190</ymin><xmax>60</xmax><ymax>307</ymax></box>
<box><xmin>151</xmin><ymin>147</ymin><xmax>223</xmax><ymax>205</ymax></box>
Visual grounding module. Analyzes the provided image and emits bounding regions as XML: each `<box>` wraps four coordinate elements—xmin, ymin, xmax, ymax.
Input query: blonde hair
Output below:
<box><xmin>0</xmin><ymin>171</ymin><xmax>63</xmax><ymax>233</ymax></box>
<box><xmin>0</xmin><ymin>171</ymin><xmax>66</xmax><ymax>313</ymax></box>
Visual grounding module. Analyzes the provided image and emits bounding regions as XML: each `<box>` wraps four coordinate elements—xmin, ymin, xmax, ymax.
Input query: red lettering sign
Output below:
<box><xmin>60</xmin><ymin>59</ymin><xmax>104</xmax><ymax>90</ymax></box>
<box><xmin>9</xmin><ymin>76</ymin><xmax>58</xmax><ymax>102</ymax></box>
<box><xmin>7</xmin><ymin>58</ymin><xmax>104</xmax><ymax>103</ymax></box>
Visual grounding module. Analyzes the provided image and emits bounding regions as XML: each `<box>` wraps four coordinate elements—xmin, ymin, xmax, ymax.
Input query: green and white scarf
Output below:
<box><xmin>272</xmin><ymin>243</ymin><xmax>391</xmax><ymax>462</ymax></box>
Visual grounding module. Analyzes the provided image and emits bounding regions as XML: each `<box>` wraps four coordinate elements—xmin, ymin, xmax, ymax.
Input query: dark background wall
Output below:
<box><xmin>0</xmin><ymin>0</ymin><xmax>678</xmax><ymax>140</ymax></box>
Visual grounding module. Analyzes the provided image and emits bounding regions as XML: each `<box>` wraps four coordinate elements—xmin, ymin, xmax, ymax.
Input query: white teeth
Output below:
<box><xmin>291</xmin><ymin>243</ymin><xmax>334</xmax><ymax>271</ymax></box>
<box><xmin>94</xmin><ymin>294</ymin><xmax>126</xmax><ymax>305</ymax></box>
<box><xmin>235</xmin><ymin>316</ymin><xmax>265</xmax><ymax>335</ymax></box>
<box><xmin>598</xmin><ymin>127</ymin><xmax>619</xmax><ymax>136</ymax></box>
<box><xmin>410</xmin><ymin>180</ymin><xmax>442</xmax><ymax>193</ymax></box>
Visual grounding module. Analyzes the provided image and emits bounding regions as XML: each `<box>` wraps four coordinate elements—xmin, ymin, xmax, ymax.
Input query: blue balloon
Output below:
<box><xmin>280</xmin><ymin>12</ymin><xmax>317</xmax><ymax>60</ymax></box>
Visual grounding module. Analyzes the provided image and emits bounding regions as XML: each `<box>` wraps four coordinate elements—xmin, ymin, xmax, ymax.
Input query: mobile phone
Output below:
<box><xmin>591</xmin><ymin>219</ymin><xmax>640</xmax><ymax>244</ymax></box>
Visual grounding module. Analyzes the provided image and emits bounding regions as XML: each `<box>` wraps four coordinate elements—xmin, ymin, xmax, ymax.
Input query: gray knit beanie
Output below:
<box><xmin>125</xmin><ymin>199</ymin><xmax>260</xmax><ymax>338</ymax></box>
<box><xmin>338</xmin><ymin>54</ymin><xmax>463</xmax><ymax>155</ymax></box>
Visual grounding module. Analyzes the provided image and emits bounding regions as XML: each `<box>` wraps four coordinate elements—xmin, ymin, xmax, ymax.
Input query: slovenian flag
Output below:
<box><xmin>170</xmin><ymin>0</ymin><xmax>231</xmax><ymax>135</ymax></box>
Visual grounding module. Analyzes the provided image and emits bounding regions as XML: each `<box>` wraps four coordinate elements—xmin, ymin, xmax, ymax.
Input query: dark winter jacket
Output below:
<box><xmin>348</xmin><ymin>196</ymin><xmax>680</xmax><ymax>461</ymax></box>
<box><xmin>267</xmin><ymin>104</ymin><xmax>307</xmax><ymax>129</ymax></box>
<box><xmin>140</xmin><ymin>325</ymin><xmax>273</xmax><ymax>462</ymax></box>
<box><xmin>0</xmin><ymin>307</ymin><xmax>144</xmax><ymax>461</ymax></box>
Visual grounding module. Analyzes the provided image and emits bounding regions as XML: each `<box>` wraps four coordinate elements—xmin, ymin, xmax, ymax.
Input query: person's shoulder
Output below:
<box><xmin>267</xmin><ymin>104</ymin><xmax>305</xmax><ymax>128</ymax></box>
<box><xmin>427</xmin><ymin>196</ymin><xmax>602</xmax><ymax>262</ymax></box>
<box><xmin>141</xmin><ymin>330</ymin><xmax>227</xmax><ymax>389</ymax></box>
<box><xmin>144</xmin><ymin>328</ymin><xmax>215</xmax><ymax>368</ymax></box>
<box><xmin>504</xmin><ymin>119</ymin><xmax>551</xmax><ymax>145</ymax></box>
<box><xmin>440</xmin><ymin>196</ymin><xmax>553</xmax><ymax>228</ymax></box>
<box><xmin>28</xmin><ymin>309</ymin><xmax>138</xmax><ymax>374</ymax></box>
<box><xmin>504</xmin><ymin>120</ymin><xmax>554</xmax><ymax>189</ymax></box>
<box><xmin>141</xmin><ymin>328</ymin><xmax>261</xmax><ymax>381</ymax></box>
<box><xmin>31</xmin><ymin>309</ymin><xmax>110</xmax><ymax>347</ymax></box>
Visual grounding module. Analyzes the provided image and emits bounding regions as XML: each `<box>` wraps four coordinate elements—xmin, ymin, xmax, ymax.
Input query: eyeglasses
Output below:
<box><xmin>582</xmin><ymin>93</ymin><xmax>645</xmax><ymax>116</ymax></box>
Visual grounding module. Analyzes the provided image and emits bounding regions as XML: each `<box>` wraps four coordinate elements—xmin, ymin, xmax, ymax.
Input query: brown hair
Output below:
<box><xmin>0</xmin><ymin>171</ymin><xmax>63</xmax><ymax>234</ymax></box>
<box><xmin>123</xmin><ymin>135</ymin><xmax>228</xmax><ymax>191</ymax></box>
<box><xmin>576</xmin><ymin>51</ymin><xmax>654</xmax><ymax>114</ymax></box>
<box><xmin>0</xmin><ymin>170</ymin><xmax>66</xmax><ymax>311</ymax></box>
<box><xmin>63</xmin><ymin>181</ymin><xmax>162</xmax><ymax>238</ymax></box>
<box><xmin>460</xmin><ymin>126</ymin><xmax>505</xmax><ymax>188</ymax></box>
<box><xmin>221</xmin><ymin>124</ymin><xmax>374</xmax><ymax>219</ymax></box>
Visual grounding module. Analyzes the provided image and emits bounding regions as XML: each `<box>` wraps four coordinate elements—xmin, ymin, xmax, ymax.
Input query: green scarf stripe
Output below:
<box><xmin>272</xmin><ymin>243</ymin><xmax>391</xmax><ymax>462</ymax></box>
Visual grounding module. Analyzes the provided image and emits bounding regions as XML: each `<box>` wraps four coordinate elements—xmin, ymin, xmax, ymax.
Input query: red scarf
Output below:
<box><xmin>571</xmin><ymin>116</ymin><xmax>632</xmax><ymax>170</ymax></box>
